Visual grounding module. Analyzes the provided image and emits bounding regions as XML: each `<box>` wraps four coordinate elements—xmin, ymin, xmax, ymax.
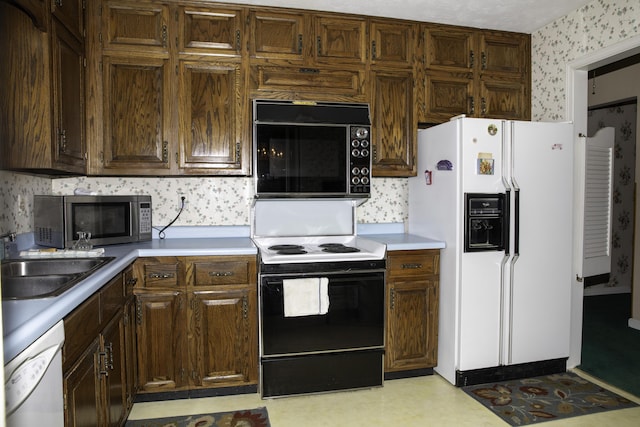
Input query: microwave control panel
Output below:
<box><xmin>349</xmin><ymin>126</ymin><xmax>371</xmax><ymax>195</ymax></box>
<box><xmin>139</xmin><ymin>202</ymin><xmax>152</xmax><ymax>234</ymax></box>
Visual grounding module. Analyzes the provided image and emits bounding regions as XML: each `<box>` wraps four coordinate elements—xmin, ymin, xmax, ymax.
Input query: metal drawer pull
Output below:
<box><xmin>208</xmin><ymin>271</ymin><xmax>234</xmax><ymax>277</ymax></box>
<box><xmin>401</xmin><ymin>263</ymin><xmax>423</xmax><ymax>269</ymax></box>
<box><xmin>149</xmin><ymin>272</ymin><xmax>175</xmax><ymax>279</ymax></box>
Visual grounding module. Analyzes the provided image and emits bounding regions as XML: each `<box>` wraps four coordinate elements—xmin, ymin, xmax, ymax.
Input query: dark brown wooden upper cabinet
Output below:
<box><xmin>369</xmin><ymin>19</ymin><xmax>416</xmax><ymax>68</ymax></box>
<box><xmin>479</xmin><ymin>31</ymin><xmax>529</xmax><ymax>76</ymax></box>
<box><xmin>102</xmin><ymin>1</ymin><xmax>170</xmax><ymax>53</ymax></box>
<box><xmin>249</xmin><ymin>9</ymin><xmax>306</xmax><ymax>61</ymax></box>
<box><xmin>178</xmin><ymin>5</ymin><xmax>244</xmax><ymax>57</ymax></box>
<box><xmin>424</xmin><ymin>25</ymin><xmax>476</xmax><ymax>72</ymax></box>
<box><xmin>313</xmin><ymin>15</ymin><xmax>367</xmax><ymax>64</ymax></box>
<box><xmin>51</xmin><ymin>0</ymin><xmax>83</xmax><ymax>40</ymax></box>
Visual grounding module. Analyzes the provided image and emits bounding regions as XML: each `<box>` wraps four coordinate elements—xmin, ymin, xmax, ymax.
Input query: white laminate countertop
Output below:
<box><xmin>3</xmin><ymin>224</ymin><xmax>445</xmax><ymax>363</ymax></box>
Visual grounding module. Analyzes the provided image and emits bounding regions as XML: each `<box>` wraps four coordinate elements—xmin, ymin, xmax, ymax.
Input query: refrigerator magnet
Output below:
<box><xmin>436</xmin><ymin>160</ymin><xmax>453</xmax><ymax>170</ymax></box>
<box><xmin>477</xmin><ymin>153</ymin><xmax>494</xmax><ymax>175</ymax></box>
<box><xmin>424</xmin><ymin>170</ymin><xmax>432</xmax><ymax>185</ymax></box>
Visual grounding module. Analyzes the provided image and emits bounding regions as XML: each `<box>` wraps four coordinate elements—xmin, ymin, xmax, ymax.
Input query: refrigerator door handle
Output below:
<box><xmin>503</xmin><ymin>190</ymin><xmax>510</xmax><ymax>255</ymax></box>
<box><xmin>513</xmin><ymin>188</ymin><xmax>520</xmax><ymax>256</ymax></box>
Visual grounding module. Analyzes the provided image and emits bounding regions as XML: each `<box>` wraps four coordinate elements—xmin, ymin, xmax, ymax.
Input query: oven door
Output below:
<box><xmin>260</xmin><ymin>270</ymin><xmax>385</xmax><ymax>356</ymax></box>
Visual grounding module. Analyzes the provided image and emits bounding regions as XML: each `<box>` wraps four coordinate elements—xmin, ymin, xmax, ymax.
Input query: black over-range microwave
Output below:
<box><xmin>253</xmin><ymin>99</ymin><xmax>372</xmax><ymax>198</ymax></box>
<box><xmin>34</xmin><ymin>195</ymin><xmax>152</xmax><ymax>248</ymax></box>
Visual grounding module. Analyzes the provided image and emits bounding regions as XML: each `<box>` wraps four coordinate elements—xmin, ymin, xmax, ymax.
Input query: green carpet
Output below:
<box><xmin>580</xmin><ymin>293</ymin><xmax>640</xmax><ymax>397</ymax></box>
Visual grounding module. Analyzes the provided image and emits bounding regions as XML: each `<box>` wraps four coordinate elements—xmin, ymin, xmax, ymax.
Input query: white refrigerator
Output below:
<box><xmin>408</xmin><ymin>116</ymin><xmax>574</xmax><ymax>386</ymax></box>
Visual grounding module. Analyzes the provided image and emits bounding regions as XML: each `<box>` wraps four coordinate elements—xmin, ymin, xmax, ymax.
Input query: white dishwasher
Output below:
<box><xmin>4</xmin><ymin>320</ymin><xmax>65</xmax><ymax>427</ymax></box>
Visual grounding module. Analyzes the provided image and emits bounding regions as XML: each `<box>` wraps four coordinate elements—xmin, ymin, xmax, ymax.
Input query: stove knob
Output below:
<box><xmin>361</xmin><ymin>167</ymin><xmax>369</xmax><ymax>175</ymax></box>
<box><xmin>352</xmin><ymin>176</ymin><xmax>361</xmax><ymax>185</ymax></box>
<box><xmin>351</xmin><ymin>139</ymin><xmax>360</xmax><ymax>147</ymax></box>
<box><xmin>361</xmin><ymin>176</ymin><xmax>370</xmax><ymax>185</ymax></box>
<box><xmin>361</xmin><ymin>148</ymin><xmax>369</xmax><ymax>157</ymax></box>
<box><xmin>352</xmin><ymin>148</ymin><xmax>360</xmax><ymax>157</ymax></box>
<box><xmin>352</xmin><ymin>167</ymin><xmax>360</xmax><ymax>175</ymax></box>
<box><xmin>360</xmin><ymin>140</ymin><xmax>370</xmax><ymax>148</ymax></box>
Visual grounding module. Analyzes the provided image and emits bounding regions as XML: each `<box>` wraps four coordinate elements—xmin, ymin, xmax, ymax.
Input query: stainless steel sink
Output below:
<box><xmin>1</xmin><ymin>257</ymin><xmax>115</xmax><ymax>300</ymax></box>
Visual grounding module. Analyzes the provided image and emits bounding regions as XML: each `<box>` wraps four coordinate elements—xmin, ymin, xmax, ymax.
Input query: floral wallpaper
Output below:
<box><xmin>532</xmin><ymin>0</ymin><xmax>639</xmax><ymax>121</ymax></box>
<box><xmin>0</xmin><ymin>173</ymin><xmax>407</xmax><ymax>233</ymax></box>
<box><xmin>587</xmin><ymin>102</ymin><xmax>637</xmax><ymax>290</ymax></box>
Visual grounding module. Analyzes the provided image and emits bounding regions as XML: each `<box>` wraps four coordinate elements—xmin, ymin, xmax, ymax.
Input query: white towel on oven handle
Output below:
<box><xmin>283</xmin><ymin>277</ymin><xmax>330</xmax><ymax>317</ymax></box>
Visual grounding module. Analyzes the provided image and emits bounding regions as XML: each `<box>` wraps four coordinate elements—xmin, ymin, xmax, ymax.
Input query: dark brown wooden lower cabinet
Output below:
<box><xmin>385</xmin><ymin>250</ymin><xmax>440</xmax><ymax>373</ymax></box>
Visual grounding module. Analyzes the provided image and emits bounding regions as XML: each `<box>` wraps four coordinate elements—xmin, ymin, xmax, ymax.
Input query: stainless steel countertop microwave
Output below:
<box><xmin>253</xmin><ymin>99</ymin><xmax>372</xmax><ymax>199</ymax></box>
<box><xmin>34</xmin><ymin>195</ymin><xmax>152</xmax><ymax>248</ymax></box>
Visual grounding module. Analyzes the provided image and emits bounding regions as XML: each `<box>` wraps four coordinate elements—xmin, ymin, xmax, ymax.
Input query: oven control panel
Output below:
<box><xmin>349</xmin><ymin>126</ymin><xmax>371</xmax><ymax>195</ymax></box>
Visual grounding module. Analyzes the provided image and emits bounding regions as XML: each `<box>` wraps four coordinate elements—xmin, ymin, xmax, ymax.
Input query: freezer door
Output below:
<box><xmin>505</xmin><ymin>121</ymin><xmax>573</xmax><ymax>365</ymax></box>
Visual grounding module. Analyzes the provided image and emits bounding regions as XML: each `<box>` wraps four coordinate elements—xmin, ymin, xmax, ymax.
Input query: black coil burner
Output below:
<box><xmin>319</xmin><ymin>243</ymin><xmax>361</xmax><ymax>253</ymax></box>
<box><xmin>268</xmin><ymin>244</ymin><xmax>307</xmax><ymax>255</ymax></box>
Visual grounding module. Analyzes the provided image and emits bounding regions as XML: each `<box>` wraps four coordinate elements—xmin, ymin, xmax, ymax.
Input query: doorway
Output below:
<box><xmin>568</xmin><ymin>37</ymin><xmax>640</xmax><ymax>397</ymax></box>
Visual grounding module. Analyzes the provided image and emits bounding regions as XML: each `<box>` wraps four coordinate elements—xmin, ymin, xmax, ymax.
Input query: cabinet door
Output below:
<box><xmin>370</xmin><ymin>20</ymin><xmax>415</xmax><ymax>68</ymax></box>
<box><xmin>478</xmin><ymin>78</ymin><xmax>530</xmax><ymax>120</ymax></box>
<box><xmin>64</xmin><ymin>338</ymin><xmax>101</xmax><ymax>427</ymax></box>
<box><xmin>479</xmin><ymin>31</ymin><xmax>529</xmax><ymax>77</ymax></box>
<box><xmin>100</xmin><ymin>55</ymin><xmax>173</xmax><ymax>174</ymax></box>
<box><xmin>422</xmin><ymin>71</ymin><xmax>474</xmax><ymax>123</ymax></box>
<box><xmin>190</xmin><ymin>288</ymin><xmax>258</xmax><ymax>388</ymax></box>
<box><xmin>102</xmin><ymin>1</ymin><xmax>170</xmax><ymax>53</ymax></box>
<box><xmin>424</xmin><ymin>25</ymin><xmax>475</xmax><ymax>72</ymax></box>
<box><xmin>178</xmin><ymin>60</ymin><xmax>249</xmax><ymax>174</ymax></box>
<box><xmin>314</xmin><ymin>15</ymin><xmax>366</xmax><ymax>64</ymax></box>
<box><xmin>51</xmin><ymin>0</ymin><xmax>83</xmax><ymax>40</ymax></box>
<box><xmin>178</xmin><ymin>5</ymin><xmax>244</xmax><ymax>57</ymax></box>
<box><xmin>135</xmin><ymin>291</ymin><xmax>188</xmax><ymax>392</ymax></box>
<box><xmin>102</xmin><ymin>312</ymin><xmax>126</xmax><ymax>427</ymax></box>
<box><xmin>0</xmin><ymin>3</ymin><xmax>53</xmax><ymax>171</ymax></box>
<box><xmin>249</xmin><ymin>10</ymin><xmax>306</xmax><ymax>60</ymax></box>
<box><xmin>370</xmin><ymin>69</ymin><xmax>416</xmax><ymax>176</ymax></box>
<box><xmin>386</xmin><ymin>279</ymin><xmax>438</xmax><ymax>371</ymax></box>
<box><xmin>51</xmin><ymin>20</ymin><xmax>86</xmax><ymax>173</ymax></box>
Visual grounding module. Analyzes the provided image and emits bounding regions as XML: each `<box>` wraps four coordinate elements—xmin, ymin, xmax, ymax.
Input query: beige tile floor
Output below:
<box><xmin>128</xmin><ymin>370</ymin><xmax>640</xmax><ymax>426</ymax></box>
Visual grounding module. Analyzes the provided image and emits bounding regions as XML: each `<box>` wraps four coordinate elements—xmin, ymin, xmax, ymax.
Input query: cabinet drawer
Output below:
<box><xmin>135</xmin><ymin>258</ymin><xmax>180</xmax><ymax>288</ymax></box>
<box><xmin>192</xmin><ymin>260</ymin><xmax>249</xmax><ymax>286</ymax></box>
<box><xmin>63</xmin><ymin>293</ymin><xmax>101</xmax><ymax>371</ymax></box>
<box><xmin>387</xmin><ymin>250</ymin><xmax>439</xmax><ymax>278</ymax></box>
<box><xmin>250</xmin><ymin>65</ymin><xmax>365</xmax><ymax>97</ymax></box>
<box><xmin>100</xmin><ymin>274</ymin><xmax>125</xmax><ymax>323</ymax></box>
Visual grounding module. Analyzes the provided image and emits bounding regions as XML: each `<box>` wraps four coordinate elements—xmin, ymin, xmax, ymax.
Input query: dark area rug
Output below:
<box><xmin>124</xmin><ymin>407</ymin><xmax>270</xmax><ymax>427</ymax></box>
<box><xmin>463</xmin><ymin>372</ymin><xmax>637</xmax><ymax>425</ymax></box>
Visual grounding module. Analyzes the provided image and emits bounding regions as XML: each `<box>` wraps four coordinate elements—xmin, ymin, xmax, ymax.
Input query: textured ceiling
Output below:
<box><xmin>214</xmin><ymin>0</ymin><xmax>593</xmax><ymax>33</ymax></box>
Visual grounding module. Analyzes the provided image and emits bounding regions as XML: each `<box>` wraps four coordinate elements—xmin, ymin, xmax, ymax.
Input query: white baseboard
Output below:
<box><xmin>629</xmin><ymin>317</ymin><xmax>640</xmax><ymax>331</ymax></box>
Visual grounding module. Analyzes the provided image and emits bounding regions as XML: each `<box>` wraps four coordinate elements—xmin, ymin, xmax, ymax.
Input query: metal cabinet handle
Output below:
<box><xmin>98</xmin><ymin>350</ymin><xmax>108</xmax><ymax>376</ymax></box>
<box><xmin>401</xmin><ymin>263</ymin><xmax>423</xmax><ymax>269</ymax></box>
<box><xmin>235</xmin><ymin>29</ymin><xmax>241</xmax><ymax>52</ymax></box>
<box><xmin>149</xmin><ymin>272</ymin><xmax>175</xmax><ymax>279</ymax></box>
<box><xmin>469</xmin><ymin>96</ymin><xmax>475</xmax><ymax>115</ymax></box>
<box><xmin>242</xmin><ymin>295</ymin><xmax>248</xmax><ymax>319</ymax></box>
<box><xmin>371</xmin><ymin>40</ymin><xmax>377</xmax><ymax>60</ymax></box>
<box><xmin>208</xmin><ymin>271</ymin><xmax>233</xmax><ymax>277</ymax></box>
<box><xmin>481</xmin><ymin>97</ymin><xmax>487</xmax><ymax>116</ymax></box>
<box><xmin>316</xmin><ymin>36</ymin><xmax>322</xmax><ymax>56</ymax></box>
<box><xmin>297</xmin><ymin>34</ymin><xmax>303</xmax><ymax>54</ymax></box>
<box><xmin>390</xmin><ymin>287</ymin><xmax>395</xmax><ymax>310</ymax></box>
<box><xmin>469</xmin><ymin>50</ymin><xmax>474</xmax><ymax>68</ymax></box>
<box><xmin>161</xmin><ymin>24</ymin><xmax>168</xmax><ymax>47</ymax></box>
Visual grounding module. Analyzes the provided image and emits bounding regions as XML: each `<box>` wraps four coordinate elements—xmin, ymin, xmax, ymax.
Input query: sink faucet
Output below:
<box><xmin>0</xmin><ymin>232</ymin><xmax>16</xmax><ymax>241</ymax></box>
<box><xmin>1</xmin><ymin>232</ymin><xmax>17</xmax><ymax>260</ymax></box>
